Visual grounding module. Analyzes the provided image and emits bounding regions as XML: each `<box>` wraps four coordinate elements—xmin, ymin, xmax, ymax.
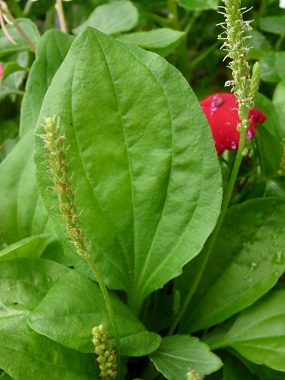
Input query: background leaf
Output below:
<box><xmin>34</xmin><ymin>27</ymin><xmax>222</xmax><ymax>313</ymax></box>
<box><xmin>117</xmin><ymin>29</ymin><xmax>185</xmax><ymax>57</ymax></box>
<box><xmin>259</xmin><ymin>16</ymin><xmax>285</xmax><ymax>35</ymax></box>
<box><xmin>0</xmin><ymin>235</ymin><xmax>51</xmax><ymax>261</ymax></box>
<box><xmin>28</xmin><ymin>270</ymin><xmax>161</xmax><ymax>357</ymax></box>
<box><xmin>176</xmin><ymin>198</ymin><xmax>285</xmax><ymax>333</ymax></box>
<box><xmin>149</xmin><ymin>335</ymin><xmax>222</xmax><ymax>380</ymax></box>
<box><xmin>0</xmin><ymin>19</ymin><xmax>40</xmax><ymax>57</ymax></box>
<box><xmin>73</xmin><ymin>1</ymin><xmax>139</xmax><ymax>35</ymax></box>
<box><xmin>0</xmin><ymin>131</ymin><xmax>53</xmax><ymax>245</ymax></box>
<box><xmin>204</xmin><ymin>290</ymin><xmax>285</xmax><ymax>372</ymax></box>
<box><xmin>20</xmin><ymin>30</ymin><xmax>74</xmax><ymax>137</ymax></box>
<box><xmin>177</xmin><ymin>0</ymin><xmax>219</xmax><ymax>10</ymax></box>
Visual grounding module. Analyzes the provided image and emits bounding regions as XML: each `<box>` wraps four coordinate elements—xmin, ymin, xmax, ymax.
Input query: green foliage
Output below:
<box><xmin>1</xmin><ymin>0</ymin><xmax>285</xmax><ymax>379</ymax></box>
<box><xmin>149</xmin><ymin>335</ymin><xmax>222</xmax><ymax>379</ymax></box>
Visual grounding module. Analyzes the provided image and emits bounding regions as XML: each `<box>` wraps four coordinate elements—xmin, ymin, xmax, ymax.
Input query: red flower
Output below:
<box><xmin>200</xmin><ymin>92</ymin><xmax>266</xmax><ymax>155</ymax></box>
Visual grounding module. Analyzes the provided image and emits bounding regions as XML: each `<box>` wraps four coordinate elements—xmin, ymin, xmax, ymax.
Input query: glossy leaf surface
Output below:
<box><xmin>34</xmin><ymin>27</ymin><xmax>222</xmax><ymax>312</ymax></box>
<box><xmin>204</xmin><ymin>290</ymin><xmax>285</xmax><ymax>372</ymax></box>
<box><xmin>176</xmin><ymin>198</ymin><xmax>285</xmax><ymax>333</ymax></box>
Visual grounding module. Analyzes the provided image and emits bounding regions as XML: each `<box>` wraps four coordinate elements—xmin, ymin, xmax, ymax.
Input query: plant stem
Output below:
<box><xmin>168</xmin><ymin>127</ymin><xmax>247</xmax><ymax>336</ymax></box>
<box><xmin>40</xmin><ymin>117</ymin><xmax>121</xmax><ymax>377</ymax></box>
<box><xmin>55</xmin><ymin>0</ymin><xmax>67</xmax><ymax>33</ymax></box>
<box><xmin>168</xmin><ymin>0</ymin><xmax>253</xmax><ymax>335</ymax></box>
<box><xmin>167</xmin><ymin>0</ymin><xmax>179</xmax><ymax>30</ymax></box>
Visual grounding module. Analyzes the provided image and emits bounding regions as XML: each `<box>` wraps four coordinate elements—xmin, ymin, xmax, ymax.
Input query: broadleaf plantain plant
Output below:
<box><xmin>1</xmin><ymin>0</ymin><xmax>285</xmax><ymax>379</ymax></box>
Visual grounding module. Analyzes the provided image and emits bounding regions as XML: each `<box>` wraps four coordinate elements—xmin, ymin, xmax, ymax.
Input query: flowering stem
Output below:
<box><xmin>169</xmin><ymin>0</ymin><xmax>254</xmax><ymax>335</ymax></box>
<box><xmin>39</xmin><ymin>116</ymin><xmax>120</xmax><ymax>376</ymax></box>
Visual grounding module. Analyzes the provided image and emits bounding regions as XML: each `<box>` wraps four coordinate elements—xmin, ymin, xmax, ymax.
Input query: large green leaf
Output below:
<box><xmin>28</xmin><ymin>270</ymin><xmax>161</xmax><ymax>357</ymax></box>
<box><xmin>20</xmin><ymin>30</ymin><xmax>74</xmax><ymax>137</ymax></box>
<box><xmin>34</xmin><ymin>27</ymin><xmax>222</xmax><ymax>312</ymax></box>
<box><xmin>0</xmin><ymin>131</ymin><xmax>52</xmax><ymax>245</ymax></box>
<box><xmin>149</xmin><ymin>335</ymin><xmax>222</xmax><ymax>379</ymax></box>
<box><xmin>203</xmin><ymin>290</ymin><xmax>285</xmax><ymax>372</ymax></box>
<box><xmin>0</xmin><ymin>259</ymin><xmax>97</xmax><ymax>380</ymax></box>
<box><xmin>177</xmin><ymin>0</ymin><xmax>219</xmax><ymax>10</ymax></box>
<box><xmin>0</xmin><ymin>19</ymin><xmax>40</xmax><ymax>57</ymax></box>
<box><xmin>73</xmin><ymin>1</ymin><xmax>138</xmax><ymax>35</ymax></box>
<box><xmin>176</xmin><ymin>198</ymin><xmax>285</xmax><ymax>333</ymax></box>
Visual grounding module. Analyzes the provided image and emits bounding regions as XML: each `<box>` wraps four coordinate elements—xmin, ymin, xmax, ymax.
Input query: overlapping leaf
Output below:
<box><xmin>28</xmin><ymin>270</ymin><xmax>161</xmax><ymax>356</ymax></box>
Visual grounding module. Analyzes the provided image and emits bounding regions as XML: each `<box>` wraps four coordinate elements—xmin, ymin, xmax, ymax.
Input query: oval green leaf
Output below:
<box><xmin>34</xmin><ymin>27</ymin><xmax>222</xmax><ymax>312</ymax></box>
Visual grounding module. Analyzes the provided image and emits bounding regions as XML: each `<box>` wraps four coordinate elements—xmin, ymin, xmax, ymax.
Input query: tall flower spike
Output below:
<box><xmin>38</xmin><ymin>116</ymin><xmax>89</xmax><ymax>259</ymax></box>
<box><xmin>92</xmin><ymin>325</ymin><xmax>118</xmax><ymax>380</ymax></box>
<box><xmin>218</xmin><ymin>0</ymin><xmax>253</xmax><ymax>130</ymax></box>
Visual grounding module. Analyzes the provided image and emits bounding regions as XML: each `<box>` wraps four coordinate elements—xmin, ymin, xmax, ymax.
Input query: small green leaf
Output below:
<box><xmin>177</xmin><ymin>198</ymin><xmax>285</xmax><ymax>333</ymax></box>
<box><xmin>0</xmin><ymin>235</ymin><xmax>51</xmax><ymax>262</ymax></box>
<box><xmin>204</xmin><ymin>290</ymin><xmax>285</xmax><ymax>372</ymax></box>
<box><xmin>20</xmin><ymin>30</ymin><xmax>74</xmax><ymax>137</ymax></box>
<box><xmin>117</xmin><ymin>29</ymin><xmax>185</xmax><ymax>57</ymax></box>
<box><xmin>260</xmin><ymin>52</ymin><xmax>280</xmax><ymax>83</ymax></box>
<box><xmin>1</xmin><ymin>62</ymin><xmax>27</xmax><ymax>81</ymax></box>
<box><xmin>28</xmin><ymin>270</ymin><xmax>161</xmax><ymax>357</ymax></box>
<box><xmin>0</xmin><ymin>19</ymin><xmax>40</xmax><ymax>57</ymax></box>
<box><xmin>177</xmin><ymin>0</ymin><xmax>219</xmax><ymax>10</ymax></box>
<box><xmin>73</xmin><ymin>1</ymin><xmax>138</xmax><ymax>35</ymax></box>
<box><xmin>149</xmin><ymin>335</ymin><xmax>222</xmax><ymax>380</ymax></box>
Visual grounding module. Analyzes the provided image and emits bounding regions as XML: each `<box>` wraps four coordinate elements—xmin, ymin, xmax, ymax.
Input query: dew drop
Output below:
<box><xmin>261</xmin><ymin>253</ymin><xmax>267</xmax><ymax>261</ymax></box>
<box><xmin>272</xmin><ymin>250</ymin><xmax>284</xmax><ymax>264</ymax></box>
<box><xmin>250</xmin><ymin>262</ymin><xmax>258</xmax><ymax>271</ymax></box>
